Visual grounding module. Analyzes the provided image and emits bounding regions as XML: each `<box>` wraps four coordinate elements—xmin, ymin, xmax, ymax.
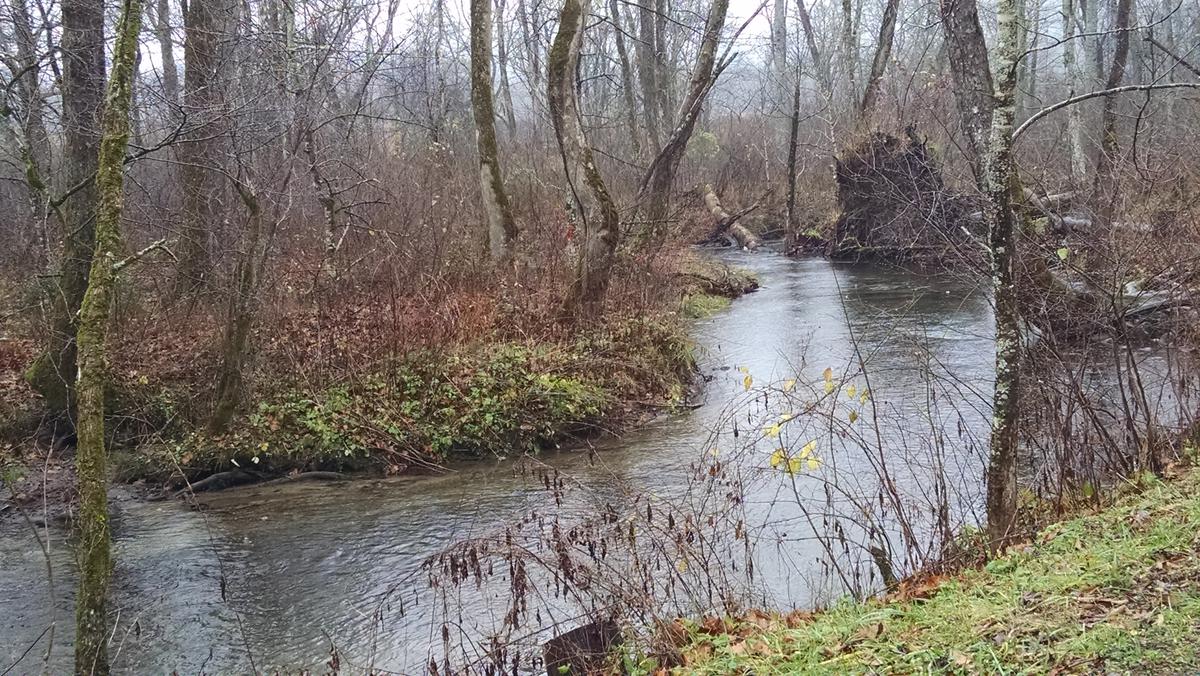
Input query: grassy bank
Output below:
<box><xmin>657</xmin><ymin>468</ymin><xmax>1200</xmax><ymax>674</ymax></box>
<box><xmin>2</xmin><ymin>254</ymin><xmax>758</xmax><ymax>492</ymax></box>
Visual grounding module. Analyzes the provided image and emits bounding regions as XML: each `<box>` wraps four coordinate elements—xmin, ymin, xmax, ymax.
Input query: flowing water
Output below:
<box><xmin>1</xmin><ymin>250</ymin><xmax>1184</xmax><ymax>674</ymax></box>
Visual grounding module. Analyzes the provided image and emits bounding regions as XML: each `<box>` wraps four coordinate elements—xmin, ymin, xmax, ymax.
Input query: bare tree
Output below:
<box><xmin>471</xmin><ymin>0</ymin><xmax>520</xmax><ymax>265</ymax></box>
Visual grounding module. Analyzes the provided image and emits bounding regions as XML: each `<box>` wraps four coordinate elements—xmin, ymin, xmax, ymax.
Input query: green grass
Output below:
<box><xmin>681</xmin><ymin>293</ymin><xmax>732</xmax><ymax>319</ymax></box>
<box><xmin>663</xmin><ymin>470</ymin><xmax>1200</xmax><ymax>675</ymax></box>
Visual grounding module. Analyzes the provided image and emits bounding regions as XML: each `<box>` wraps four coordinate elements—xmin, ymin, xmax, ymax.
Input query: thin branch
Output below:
<box><xmin>1013</xmin><ymin>82</ymin><xmax>1200</xmax><ymax>142</ymax></box>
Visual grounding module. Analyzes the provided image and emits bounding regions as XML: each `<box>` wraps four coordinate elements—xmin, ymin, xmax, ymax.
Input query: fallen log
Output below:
<box><xmin>701</xmin><ymin>184</ymin><xmax>760</xmax><ymax>250</ymax></box>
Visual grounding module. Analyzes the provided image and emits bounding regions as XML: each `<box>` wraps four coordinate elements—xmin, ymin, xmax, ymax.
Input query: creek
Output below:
<box><xmin>1</xmin><ymin>250</ymin><xmax>1181</xmax><ymax>674</ymax></box>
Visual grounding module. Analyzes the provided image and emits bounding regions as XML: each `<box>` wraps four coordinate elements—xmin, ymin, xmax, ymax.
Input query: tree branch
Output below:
<box><xmin>1013</xmin><ymin>82</ymin><xmax>1200</xmax><ymax>142</ymax></box>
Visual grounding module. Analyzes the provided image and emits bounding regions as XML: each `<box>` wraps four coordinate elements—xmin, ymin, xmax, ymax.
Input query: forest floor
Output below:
<box><xmin>0</xmin><ymin>251</ymin><xmax>758</xmax><ymax>508</ymax></box>
<box><xmin>654</xmin><ymin>466</ymin><xmax>1200</xmax><ymax>675</ymax></box>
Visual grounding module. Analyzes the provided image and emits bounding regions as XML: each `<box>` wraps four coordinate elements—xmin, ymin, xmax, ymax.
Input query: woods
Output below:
<box><xmin>0</xmin><ymin>0</ymin><xmax>1198</xmax><ymax>670</ymax></box>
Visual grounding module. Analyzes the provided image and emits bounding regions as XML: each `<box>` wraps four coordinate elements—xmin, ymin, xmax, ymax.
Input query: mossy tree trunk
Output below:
<box><xmin>74</xmin><ymin>0</ymin><xmax>143</xmax><ymax>671</ymax></box>
<box><xmin>470</xmin><ymin>0</ymin><xmax>519</xmax><ymax>266</ymax></box>
<box><xmin>25</xmin><ymin>0</ymin><xmax>105</xmax><ymax>415</ymax></box>
<box><xmin>548</xmin><ymin>0</ymin><xmax>620</xmax><ymax>320</ymax></box>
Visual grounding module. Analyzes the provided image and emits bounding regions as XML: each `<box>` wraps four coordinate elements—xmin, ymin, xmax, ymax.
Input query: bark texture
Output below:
<box><xmin>982</xmin><ymin>0</ymin><xmax>1023</xmax><ymax>547</ymax></box>
<box><xmin>175</xmin><ymin>0</ymin><xmax>231</xmax><ymax>292</ymax></box>
<box><xmin>74</xmin><ymin>1</ymin><xmax>143</xmax><ymax>672</ymax></box>
<box><xmin>859</xmin><ymin>0</ymin><xmax>901</xmax><ymax>117</ymax></box>
<box><xmin>25</xmin><ymin>0</ymin><xmax>106</xmax><ymax>413</ymax></box>
<box><xmin>636</xmin><ymin>0</ymin><xmax>730</xmax><ymax>237</ymax></box>
<box><xmin>549</xmin><ymin>0</ymin><xmax>620</xmax><ymax>319</ymax></box>
<box><xmin>470</xmin><ymin>0</ymin><xmax>519</xmax><ymax>264</ymax></box>
<box><xmin>939</xmin><ymin>0</ymin><xmax>995</xmax><ymax>183</ymax></box>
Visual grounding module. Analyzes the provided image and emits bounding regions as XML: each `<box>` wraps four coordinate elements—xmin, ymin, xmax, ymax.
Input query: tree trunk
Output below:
<box><xmin>208</xmin><ymin>174</ymin><xmax>266</xmax><ymax>434</ymax></box>
<box><xmin>549</xmin><ymin>0</ymin><xmax>620</xmax><ymax>320</ymax></box>
<box><xmin>25</xmin><ymin>0</ymin><xmax>106</xmax><ymax>414</ymax></box>
<box><xmin>1062</xmin><ymin>0</ymin><xmax>1088</xmax><ymax>184</ymax></box>
<box><xmin>471</xmin><ymin>0</ymin><xmax>520</xmax><ymax>265</ymax></box>
<box><xmin>702</xmin><ymin>184</ymin><xmax>760</xmax><ymax>250</ymax></box>
<box><xmin>840</xmin><ymin>0</ymin><xmax>859</xmax><ymax>104</ymax></box>
<box><xmin>785</xmin><ymin>72</ymin><xmax>802</xmax><ymax>248</ymax></box>
<box><xmin>1092</xmin><ymin>0</ymin><xmax>1133</xmax><ymax>223</ymax></box>
<box><xmin>636</xmin><ymin>0</ymin><xmax>661</xmax><ymax>151</ymax></box>
<box><xmin>609</xmin><ymin>0</ymin><xmax>641</xmax><ymax>154</ymax></box>
<box><xmin>794</xmin><ymin>0</ymin><xmax>831</xmax><ymax>95</ymax></box>
<box><xmin>636</xmin><ymin>0</ymin><xmax>730</xmax><ymax>237</ymax></box>
<box><xmin>859</xmin><ymin>0</ymin><xmax>901</xmax><ymax>117</ymax></box>
<box><xmin>152</xmin><ymin>0</ymin><xmax>180</xmax><ymax>110</ymax></box>
<box><xmin>939</xmin><ymin>0</ymin><xmax>995</xmax><ymax>183</ymax></box>
<box><xmin>771</xmin><ymin>0</ymin><xmax>788</xmax><ymax>75</ymax></box>
<box><xmin>495</xmin><ymin>0</ymin><xmax>519</xmax><ymax>135</ymax></box>
<box><xmin>10</xmin><ymin>0</ymin><xmax>53</xmax><ymax>263</ymax></box>
<box><xmin>982</xmin><ymin>0</ymin><xmax>1024</xmax><ymax>548</ymax></box>
<box><xmin>74</xmin><ymin>2</ymin><xmax>143</xmax><ymax>672</ymax></box>
<box><xmin>175</xmin><ymin>0</ymin><xmax>229</xmax><ymax>293</ymax></box>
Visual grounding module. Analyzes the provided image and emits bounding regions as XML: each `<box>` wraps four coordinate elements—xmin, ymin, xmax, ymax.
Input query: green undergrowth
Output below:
<box><xmin>676</xmin><ymin>256</ymin><xmax>759</xmax><ymax>319</ymax></box>
<box><xmin>132</xmin><ymin>314</ymin><xmax>699</xmax><ymax>482</ymax></box>
<box><xmin>655</xmin><ymin>468</ymin><xmax>1200</xmax><ymax>675</ymax></box>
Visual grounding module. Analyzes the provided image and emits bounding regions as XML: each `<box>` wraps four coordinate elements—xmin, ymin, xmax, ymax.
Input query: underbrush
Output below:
<box><xmin>148</xmin><ymin>314</ymin><xmax>698</xmax><ymax>482</ymax></box>
<box><xmin>650</xmin><ymin>467</ymin><xmax>1200</xmax><ymax>674</ymax></box>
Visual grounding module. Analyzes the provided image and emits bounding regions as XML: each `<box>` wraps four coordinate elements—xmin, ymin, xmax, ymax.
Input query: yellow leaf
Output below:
<box><xmin>846</xmin><ymin>384</ymin><xmax>857</xmax><ymax>398</ymax></box>
<box><xmin>824</xmin><ymin>380</ymin><xmax>835</xmax><ymax>394</ymax></box>
<box><xmin>138</xmin><ymin>375</ymin><xmax>149</xmax><ymax>385</ymax></box>
<box><xmin>765</xmin><ymin>423</ymin><xmax>782</xmax><ymax>438</ymax></box>
<box><xmin>738</xmin><ymin>366</ymin><xmax>750</xmax><ymax>374</ymax></box>
<box><xmin>786</xmin><ymin>456</ymin><xmax>803</xmax><ymax>475</ymax></box>
<box><xmin>782</xmin><ymin>378</ymin><xmax>796</xmax><ymax>393</ymax></box>
<box><xmin>806</xmin><ymin>457</ymin><xmax>821</xmax><ymax>471</ymax></box>
<box><xmin>676</xmin><ymin>558</ymin><xmax>689</xmax><ymax>573</ymax></box>
<box><xmin>259</xmin><ymin>441</ymin><xmax>269</xmax><ymax>451</ymax></box>
<box><xmin>849</xmin><ymin>410</ymin><xmax>859</xmax><ymax>423</ymax></box>
<box><xmin>823</xmin><ymin>367</ymin><xmax>833</xmax><ymax>382</ymax></box>
<box><xmin>779</xmin><ymin>412</ymin><xmax>795</xmax><ymax>423</ymax></box>
<box><xmin>860</xmin><ymin>390</ymin><xmax>870</xmax><ymax>405</ymax></box>
<box><xmin>799</xmin><ymin>440</ymin><xmax>817</xmax><ymax>458</ymax></box>
<box><xmin>743</xmin><ymin>374</ymin><xmax>753</xmax><ymax>391</ymax></box>
<box><xmin>770</xmin><ymin>448</ymin><xmax>787</xmax><ymax>469</ymax></box>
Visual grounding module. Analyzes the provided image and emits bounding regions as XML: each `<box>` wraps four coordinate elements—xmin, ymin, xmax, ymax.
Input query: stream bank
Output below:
<box><xmin>659</xmin><ymin>466</ymin><xmax>1200</xmax><ymax>674</ymax></box>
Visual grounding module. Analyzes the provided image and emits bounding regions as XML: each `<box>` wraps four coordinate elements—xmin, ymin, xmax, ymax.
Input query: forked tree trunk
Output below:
<box><xmin>74</xmin><ymin>1</ymin><xmax>142</xmax><ymax>672</ymax></box>
<box><xmin>209</xmin><ymin>174</ymin><xmax>266</xmax><ymax>434</ymax></box>
<box><xmin>636</xmin><ymin>0</ymin><xmax>730</xmax><ymax>237</ymax></box>
<box><xmin>10</xmin><ymin>0</ymin><xmax>53</xmax><ymax>262</ymax></box>
<box><xmin>549</xmin><ymin>0</ymin><xmax>620</xmax><ymax>319</ymax></box>
<box><xmin>470</xmin><ymin>0</ymin><xmax>519</xmax><ymax>265</ymax></box>
<box><xmin>25</xmin><ymin>0</ymin><xmax>106</xmax><ymax>414</ymax></box>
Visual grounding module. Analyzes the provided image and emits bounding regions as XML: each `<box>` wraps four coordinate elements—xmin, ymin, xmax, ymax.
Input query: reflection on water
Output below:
<box><xmin>2</xmin><ymin>251</ymin><xmax>1177</xmax><ymax>674</ymax></box>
